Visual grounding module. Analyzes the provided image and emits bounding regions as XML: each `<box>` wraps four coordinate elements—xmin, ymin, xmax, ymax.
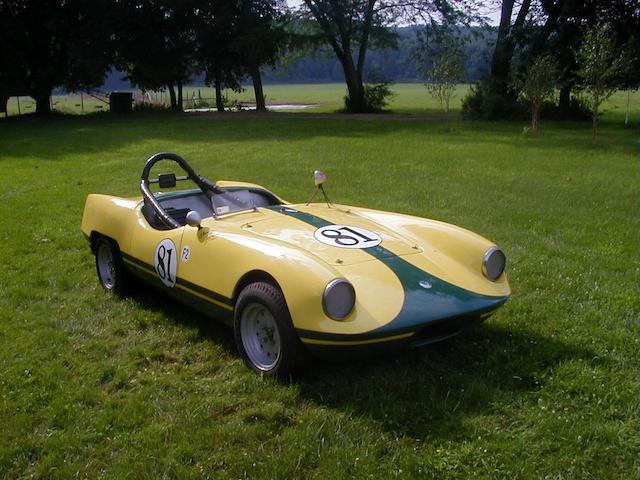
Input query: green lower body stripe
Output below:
<box><xmin>121</xmin><ymin>252</ymin><xmax>234</xmax><ymax>317</ymax></box>
<box><xmin>267</xmin><ymin>205</ymin><xmax>509</xmax><ymax>338</ymax></box>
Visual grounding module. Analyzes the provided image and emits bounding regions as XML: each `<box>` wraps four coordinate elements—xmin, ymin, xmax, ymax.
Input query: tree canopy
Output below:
<box><xmin>297</xmin><ymin>0</ymin><xmax>481</xmax><ymax>112</ymax></box>
<box><xmin>0</xmin><ymin>0</ymin><xmax>113</xmax><ymax>114</ymax></box>
<box><xmin>480</xmin><ymin>0</ymin><xmax>640</xmax><ymax>119</ymax></box>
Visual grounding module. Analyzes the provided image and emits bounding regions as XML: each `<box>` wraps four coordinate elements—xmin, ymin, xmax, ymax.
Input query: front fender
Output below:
<box><xmin>81</xmin><ymin>194</ymin><xmax>140</xmax><ymax>252</ymax></box>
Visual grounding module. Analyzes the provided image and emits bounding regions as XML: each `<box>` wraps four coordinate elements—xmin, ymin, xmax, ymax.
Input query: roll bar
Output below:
<box><xmin>140</xmin><ymin>152</ymin><xmax>223</xmax><ymax>229</ymax></box>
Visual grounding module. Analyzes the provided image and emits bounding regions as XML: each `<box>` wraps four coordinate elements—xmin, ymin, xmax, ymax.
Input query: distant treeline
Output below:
<box><xmin>264</xmin><ymin>26</ymin><xmax>496</xmax><ymax>84</ymax></box>
<box><xmin>102</xmin><ymin>25</ymin><xmax>496</xmax><ymax>90</ymax></box>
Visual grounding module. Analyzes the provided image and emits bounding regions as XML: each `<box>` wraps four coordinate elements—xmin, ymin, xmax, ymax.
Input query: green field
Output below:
<box><xmin>0</xmin><ymin>106</ymin><xmax>638</xmax><ymax>478</ymax></box>
<box><xmin>4</xmin><ymin>83</ymin><xmax>472</xmax><ymax>115</ymax></box>
<box><xmin>5</xmin><ymin>83</ymin><xmax>639</xmax><ymax>119</ymax></box>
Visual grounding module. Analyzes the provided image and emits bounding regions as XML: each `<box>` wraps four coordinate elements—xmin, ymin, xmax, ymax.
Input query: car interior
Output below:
<box><xmin>142</xmin><ymin>188</ymin><xmax>281</xmax><ymax>230</ymax></box>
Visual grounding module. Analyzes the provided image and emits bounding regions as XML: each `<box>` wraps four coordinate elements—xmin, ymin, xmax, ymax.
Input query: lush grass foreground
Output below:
<box><xmin>0</xmin><ymin>112</ymin><xmax>637</xmax><ymax>478</ymax></box>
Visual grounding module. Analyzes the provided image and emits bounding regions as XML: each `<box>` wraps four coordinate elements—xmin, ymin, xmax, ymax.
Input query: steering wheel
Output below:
<box><xmin>140</xmin><ymin>152</ymin><xmax>222</xmax><ymax>229</ymax></box>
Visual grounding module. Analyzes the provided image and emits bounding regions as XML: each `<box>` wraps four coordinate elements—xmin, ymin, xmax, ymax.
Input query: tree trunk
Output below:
<box><xmin>489</xmin><ymin>1</ymin><xmax>515</xmax><ymax>96</ymax></box>
<box><xmin>489</xmin><ymin>0</ymin><xmax>531</xmax><ymax>96</ymax></box>
<box><xmin>167</xmin><ymin>84</ymin><xmax>177</xmax><ymax>111</ymax></box>
<box><xmin>251</xmin><ymin>66</ymin><xmax>266</xmax><ymax>112</ymax></box>
<box><xmin>559</xmin><ymin>85</ymin><xmax>571</xmax><ymax>111</ymax></box>
<box><xmin>592</xmin><ymin>92</ymin><xmax>600</xmax><ymax>144</ymax></box>
<box><xmin>34</xmin><ymin>89</ymin><xmax>52</xmax><ymax>115</ymax></box>
<box><xmin>341</xmin><ymin>55</ymin><xmax>365</xmax><ymax>112</ymax></box>
<box><xmin>176</xmin><ymin>80</ymin><xmax>183</xmax><ymax>112</ymax></box>
<box><xmin>214</xmin><ymin>68</ymin><xmax>224</xmax><ymax>113</ymax></box>
<box><xmin>532</xmin><ymin>104</ymin><xmax>540</xmax><ymax>135</ymax></box>
<box><xmin>303</xmin><ymin>0</ymin><xmax>370</xmax><ymax>113</ymax></box>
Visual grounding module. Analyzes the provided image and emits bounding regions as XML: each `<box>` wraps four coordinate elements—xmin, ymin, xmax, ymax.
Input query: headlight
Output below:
<box><xmin>322</xmin><ymin>278</ymin><xmax>355</xmax><ymax>320</ymax></box>
<box><xmin>482</xmin><ymin>247</ymin><xmax>506</xmax><ymax>281</ymax></box>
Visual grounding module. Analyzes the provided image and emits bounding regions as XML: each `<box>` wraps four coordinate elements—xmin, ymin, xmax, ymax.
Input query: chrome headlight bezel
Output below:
<box><xmin>322</xmin><ymin>278</ymin><xmax>356</xmax><ymax>320</ymax></box>
<box><xmin>482</xmin><ymin>246</ymin><xmax>506</xmax><ymax>281</ymax></box>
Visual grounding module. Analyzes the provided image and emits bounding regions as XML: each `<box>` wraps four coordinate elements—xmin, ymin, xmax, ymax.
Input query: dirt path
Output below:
<box><xmin>184</xmin><ymin>110</ymin><xmax>458</xmax><ymax>122</ymax></box>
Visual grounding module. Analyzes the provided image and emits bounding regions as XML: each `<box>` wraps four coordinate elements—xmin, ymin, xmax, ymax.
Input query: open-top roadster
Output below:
<box><xmin>81</xmin><ymin>152</ymin><xmax>510</xmax><ymax>376</ymax></box>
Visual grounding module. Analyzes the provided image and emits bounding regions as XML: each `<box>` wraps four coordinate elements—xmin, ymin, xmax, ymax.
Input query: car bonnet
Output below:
<box><xmin>243</xmin><ymin>204</ymin><xmax>421</xmax><ymax>266</ymax></box>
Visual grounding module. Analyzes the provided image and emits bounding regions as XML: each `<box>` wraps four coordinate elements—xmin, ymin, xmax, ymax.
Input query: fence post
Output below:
<box><xmin>17</xmin><ymin>96</ymin><xmax>21</xmax><ymax>115</ymax></box>
<box><xmin>80</xmin><ymin>92</ymin><xmax>84</xmax><ymax>114</ymax></box>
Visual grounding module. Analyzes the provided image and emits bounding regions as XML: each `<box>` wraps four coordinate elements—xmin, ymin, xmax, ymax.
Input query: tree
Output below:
<box><xmin>232</xmin><ymin>0</ymin><xmax>287</xmax><ymax>111</ymax></box>
<box><xmin>0</xmin><ymin>0</ymin><xmax>113</xmax><ymax>115</ymax></box>
<box><xmin>299</xmin><ymin>0</ymin><xmax>476</xmax><ymax>113</ymax></box>
<box><xmin>576</xmin><ymin>23</ymin><xmax>627</xmax><ymax>143</ymax></box>
<box><xmin>513</xmin><ymin>55</ymin><xmax>557</xmax><ymax>135</ymax></box>
<box><xmin>423</xmin><ymin>42</ymin><xmax>463</xmax><ymax>115</ymax></box>
<box><xmin>488</xmin><ymin>0</ymin><xmax>532</xmax><ymax>97</ymax></box>
<box><xmin>0</xmin><ymin>0</ymin><xmax>25</xmax><ymax>113</ymax></box>
<box><xmin>115</xmin><ymin>0</ymin><xmax>199</xmax><ymax>112</ymax></box>
<box><xmin>527</xmin><ymin>0</ymin><xmax>640</xmax><ymax>112</ymax></box>
<box><xmin>196</xmin><ymin>0</ymin><xmax>244</xmax><ymax>112</ymax></box>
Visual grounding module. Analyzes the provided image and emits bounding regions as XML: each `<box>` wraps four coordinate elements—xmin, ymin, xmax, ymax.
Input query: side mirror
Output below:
<box><xmin>186</xmin><ymin>210</ymin><xmax>202</xmax><ymax>228</ymax></box>
<box><xmin>314</xmin><ymin>170</ymin><xmax>326</xmax><ymax>186</ymax></box>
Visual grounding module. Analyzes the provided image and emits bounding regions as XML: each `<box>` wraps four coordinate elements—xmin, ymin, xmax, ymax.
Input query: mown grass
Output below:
<box><xmin>4</xmin><ymin>83</ymin><xmax>471</xmax><ymax>116</ymax></box>
<box><xmin>0</xmin><ymin>109</ymin><xmax>638</xmax><ymax>479</ymax></box>
<box><xmin>6</xmin><ymin>83</ymin><xmax>638</xmax><ymax>119</ymax></box>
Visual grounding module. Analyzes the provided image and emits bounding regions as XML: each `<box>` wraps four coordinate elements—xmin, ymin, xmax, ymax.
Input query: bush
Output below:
<box><xmin>133</xmin><ymin>102</ymin><xmax>172</xmax><ymax>113</ymax></box>
<box><xmin>463</xmin><ymin>77</ymin><xmax>592</xmax><ymax>122</ymax></box>
<box><xmin>460</xmin><ymin>82</ymin><xmax>485</xmax><ymax>118</ymax></box>
<box><xmin>541</xmin><ymin>96</ymin><xmax>591</xmax><ymax>121</ymax></box>
<box><xmin>343</xmin><ymin>81</ymin><xmax>395</xmax><ymax>113</ymax></box>
<box><xmin>461</xmin><ymin>79</ymin><xmax>526</xmax><ymax>120</ymax></box>
<box><xmin>364</xmin><ymin>82</ymin><xmax>394</xmax><ymax>111</ymax></box>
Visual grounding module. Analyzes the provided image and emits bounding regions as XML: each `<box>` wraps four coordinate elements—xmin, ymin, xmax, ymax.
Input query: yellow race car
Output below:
<box><xmin>82</xmin><ymin>152</ymin><xmax>510</xmax><ymax>377</ymax></box>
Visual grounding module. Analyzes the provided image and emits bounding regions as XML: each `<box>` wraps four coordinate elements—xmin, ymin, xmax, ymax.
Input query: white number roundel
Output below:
<box><xmin>154</xmin><ymin>239</ymin><xmax>177</xmax><ymax>287</ymax></box>
<box><xmin>314</xmin><ymin>225</ymin><xmax>382</xmax><ymax>249</ymax></box>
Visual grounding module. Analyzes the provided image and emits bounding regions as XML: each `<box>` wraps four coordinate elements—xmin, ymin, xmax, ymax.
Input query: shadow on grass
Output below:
<box><xmin>295</xmin><ymin>324</ymin><xmax>598</xmax><ymax>441</ymax></box>
<box><xmin>124</xmin><ymin>284</ymin><xmax>597</xmax><ymax>442</ymax></box>
<box><xmin>127</xmin><ymin>285</ymin><xmax>237</xmax><ymax>355</ymax></box>
<box><xmin>0</xmin><ymin>112</ymin><xmax>633</xmax><ymax>162</ymax></box>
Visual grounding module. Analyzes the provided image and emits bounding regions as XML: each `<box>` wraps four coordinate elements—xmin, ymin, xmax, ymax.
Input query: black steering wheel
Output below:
<box><xmin>140</xmin><ymin>152</ymin><xmax>222</xmax><ymax>229</ymax></box>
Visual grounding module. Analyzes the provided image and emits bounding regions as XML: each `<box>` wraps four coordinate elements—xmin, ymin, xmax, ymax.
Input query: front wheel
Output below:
<box><xmin>234</xmin><ymin>282</ymin><xmax>304</xmax><ymax>378</ymax></box>
<box><xmin>94</xmin><ymin>237</ymin><xmax>130</xmax><ymax>295</ymax></box>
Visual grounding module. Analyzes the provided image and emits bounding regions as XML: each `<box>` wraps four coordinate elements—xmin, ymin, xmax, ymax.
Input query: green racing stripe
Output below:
<box><xmin>267</xmin><ymin>205</ymin><xmax>509</xmax><ymax>340</ymax></box>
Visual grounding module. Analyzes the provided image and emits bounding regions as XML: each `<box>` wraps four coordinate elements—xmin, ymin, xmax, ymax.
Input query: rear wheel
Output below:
<box><xmin>95</xmin><ymin>237</ymin><xmax>130</xmax><ymax>295</ymax></box>
<box><xmin>234</xmin><ymin>282</ymin><xmax>303</xmax><ymax>378</ymax></box>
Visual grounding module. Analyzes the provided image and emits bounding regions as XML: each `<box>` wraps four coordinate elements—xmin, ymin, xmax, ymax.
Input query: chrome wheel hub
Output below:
<box><xmin>97</xmin><ymin>243</ymin><xmax>116</xmax><ymax>289</ymax></box>
<box><xmin>240</xmin><ymin>303</ymin><xmax>281</xmax><ymax>371</ymax></box>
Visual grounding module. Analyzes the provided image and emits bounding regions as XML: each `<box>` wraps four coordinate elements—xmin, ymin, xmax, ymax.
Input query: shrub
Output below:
<box><xmin>364</xmin><ymin>82</ymin><xmax>394</xmax><ymax>111</ymax></box>
<box><xmin>343</xmin><ymin>81</ymin><xmax>395</xmax><ymax>113</ymax></box>
<box><xmin>460</xmin><ymin>82</ymin><xmax>485</xmax><ymax>118</ymax></box>
<box><xmin>541</xmin><ymin>96</ymin><xmax>591</xmax><ymax>121</ymax></box>
<box><xmin>133</xmin><ymin>102</ymin><xmax>172</xmax><ymax>113</ymax></box>
<box><xmin>461</xmin><ymin>79</ymin><xmax>525</xmax><ymax>120</ymax></box>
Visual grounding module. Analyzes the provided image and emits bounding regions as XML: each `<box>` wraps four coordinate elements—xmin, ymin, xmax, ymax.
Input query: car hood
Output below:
<box><xmin>243</xmin><ymin>204</ymin><xmax>420</xmax><ymax>266</ymax></box>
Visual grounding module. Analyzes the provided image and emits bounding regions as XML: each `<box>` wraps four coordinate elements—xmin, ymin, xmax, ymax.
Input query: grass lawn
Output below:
<box><xmin>3</xmin><ymin>83</ymin><xmax>473</xmax><ymax>116</ymax></box>
<box><xmin>0</xmin><ymin>109</ymin><xmax>638</xmax><ymax>478</ymax></box>
<box><xmin>5</xmin><ymin>83</ymin><xmax>638</xmax><ymax>118</ymax></box>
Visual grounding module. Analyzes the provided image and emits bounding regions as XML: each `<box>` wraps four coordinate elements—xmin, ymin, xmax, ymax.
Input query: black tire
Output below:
<box><xmin>234</xmin><ymin>282</ymin><xmax>304</xmax><ymax>378</ymax></box>
<box><xmin>94</xmin><ymin>237</ymin><xmax>131</xmax><ymax>296</ymax></box>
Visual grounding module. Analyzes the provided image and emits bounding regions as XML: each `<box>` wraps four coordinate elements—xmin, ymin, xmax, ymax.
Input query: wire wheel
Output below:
<box><xmin>240</xmin><ymin>303</ymin><xmax>281</xmax><ymax>371</ymax></box>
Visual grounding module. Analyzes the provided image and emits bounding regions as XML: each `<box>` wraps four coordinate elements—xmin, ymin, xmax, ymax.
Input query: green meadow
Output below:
<box><xmin>4</xmin><ymin>83</ymin><xmax>638</xmax><ymax>118</ymax></box>
<box><xmin>0</xmin><ymin>91</ymin><xmax>638</xmax><ymax>478</ymax></box>
<box><xmin>4</xmin><ymin>83</ymin><xmax>473</xmax><ymax>115</ymax></box>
